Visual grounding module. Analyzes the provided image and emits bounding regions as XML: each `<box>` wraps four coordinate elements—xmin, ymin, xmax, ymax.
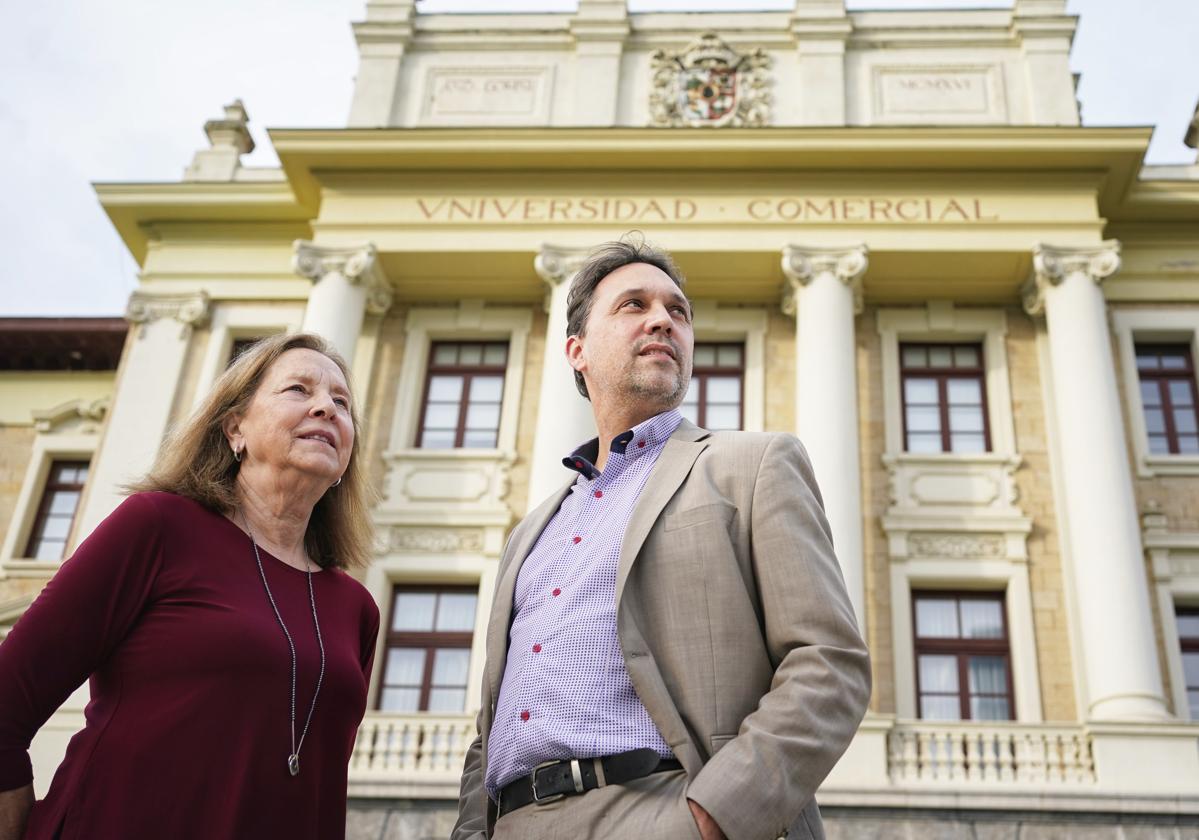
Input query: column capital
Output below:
<box><xmin>781</xmin><ymin>244</ymin><xmax>868</xmax><ymax>315</ymax></box>
<box><xmin>293</xmin><ymin>241</ymin><xmax>393</xmax><ymax>316</ymax></box>
<box><xmin>534</xmin><ymin>245</ymin><xmax>591</xmax><ymax>287</ymax></box>
<box><xmin>125</xmin><ymin>290</ymin><xmax>211</xmax><ymax>338</ymax></box>
<box><xmin>1023</xmin><ymin>241</ymin><xmax>1121</xmax><ymax>316</ymax></box>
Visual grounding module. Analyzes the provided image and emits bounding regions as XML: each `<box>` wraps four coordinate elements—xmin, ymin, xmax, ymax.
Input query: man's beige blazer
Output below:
<box><xmin>453</xmin><ymin>419</ymin><xmax>871</xmax><ymax>840</ymax></box>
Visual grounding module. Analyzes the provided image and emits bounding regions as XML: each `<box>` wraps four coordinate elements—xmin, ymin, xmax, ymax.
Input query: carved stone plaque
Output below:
<box><xmin>873</xmin><ymin>65</ymin><xmax>1006</xmax><ymax>123</ymax></box>
<box><xmin>422</xmin><ymin>66</ymin><xmax>553</xmax><ymax>125</ymax></box>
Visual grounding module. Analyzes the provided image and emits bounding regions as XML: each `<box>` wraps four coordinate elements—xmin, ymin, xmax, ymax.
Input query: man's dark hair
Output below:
<box><xmin>565</xmin><ymin>234</ymin><xmax>688</xmax><ymax>399</ymax></box>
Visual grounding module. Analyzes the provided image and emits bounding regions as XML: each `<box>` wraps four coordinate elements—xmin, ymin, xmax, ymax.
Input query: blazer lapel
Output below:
<box><xmin>485</xmin><ymin>482</ymin><xmax>572</xmax><ymax>701</ymax></box>
<box><xmin>615</xmin><ymin>419</ymin><xmax>711</xmax><ymax>605</ymax></box>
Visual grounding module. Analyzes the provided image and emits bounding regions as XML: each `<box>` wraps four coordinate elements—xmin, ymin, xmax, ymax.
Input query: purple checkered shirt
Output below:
<box><xmin>484</xmin><ymin>408</ymin><xmax>684</xmax><ymax>796</ymax></box>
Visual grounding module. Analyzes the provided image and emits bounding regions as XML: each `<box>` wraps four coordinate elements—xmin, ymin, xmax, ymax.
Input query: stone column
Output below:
<box><xmin>526</xmin><ymin>246</ymin><xmax>597</xmax><ymax>511</ymax></box>
<box><xmin>1025</xmin><ymin>243</ymin><xmax>1168</xmax><ymax>721</ymax></box>
<box><xmin>791</xmin><ymin>0</ymin><xmax>851</xmax><ymax>125</ymax></box>
<box><xmin>294</xmin><ymin>241</ymin><xmax>392</xmax><ymax>368</ymax></box>
<box><xmin>782</xmin><ymin>244</ymin><xmax>868</xmax><ymax>632</ymax></box>
<box><xmin>76</xmin><ymin>292</ymin><xmax>211</xmax><ymax>537</ymax></box>
<box><xmin>569</xmin><ymin>0</ymin><xmax>629</xmax><ymax>126</ymax></box>
<box><xmin>347</xmin><ymin>0</ymin><xmax>416</xmax><ymax>126</ymax></box>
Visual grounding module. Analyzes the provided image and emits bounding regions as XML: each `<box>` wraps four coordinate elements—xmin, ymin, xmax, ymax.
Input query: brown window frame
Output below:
<box><xmin>24</xmin><ymin>460</ymin><xmax>90</xmax><ymax>561</ymax></box>
<box><xmin>912</xmin><ymin>590</ymin><xmax>1014</xmax><ymax>722</ymax></box>
<box><xmin>1179</xmin><ymin>606</ymin><xmax>1199</xmax><ymax>719</ymax></box>
<box><xmin>416</xmin><ymin>341</ymin><xmax>508</xmax><ymax>449</ymax></box>
<box><xmin>686</xmin><ymin>342</ymin><xmax>745</xmax><ymax>431</ymax></box>
<box><xmin>228</xmin><ymin>336</ymin><xmax>268</xmax><ymax>367</ymax></box>
<box><xmin>1136</xmin><ymin>343</ymin><xmax>1199</xmax><ymax>455</ymax></box>
<box><xmin>376</xmin><ymin>584</ymin><xmax>477</xmax><ymax>713</ymax></box>
<box><xmin>900</xmin><ymin>342</ymin><xmax>992</xmax><ymax>454</ymax></box>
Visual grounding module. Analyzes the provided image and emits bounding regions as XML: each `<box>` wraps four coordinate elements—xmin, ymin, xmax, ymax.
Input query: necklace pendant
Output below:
<box><xmin>288</xmin><ymin>754</ymin><xmax>300</xmax><ymax>777</ymax></box>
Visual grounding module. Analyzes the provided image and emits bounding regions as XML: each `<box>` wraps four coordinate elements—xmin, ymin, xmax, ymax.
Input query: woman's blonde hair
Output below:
<box><xmin>128</xmin><ymin>332</ymin><xmax>373</xmax><ymax>570</ymax></box>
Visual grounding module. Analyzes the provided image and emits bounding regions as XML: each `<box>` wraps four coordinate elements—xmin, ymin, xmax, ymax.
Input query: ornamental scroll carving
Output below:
<box><xmin>780</xmin><ymin>245</ymin><xmax>869</xmax><ymax>316</ymax></box>
<box><xmin>126</xmin><ymin>291</ymin><xmax>211</xmax><ymax>339</ymax></box>
<box><xmin>388</xmin><ymin>528</ymin><xmax>485</xmax><ymax>554</ymax></box>
<box><xmin>908</xmin><ymin>533</ymin><xmax>1006</xmax><ymax>560</ymax></box>
<box><xmin>292</xmin><ymin>241</ymin><xmax>394</xmax><ymax>316</ymax></box>
<box><xmin>534</xmin><ymin>245</ymin><xmax>590</xmax><ymax>313</ymax></box>
<box><xmin>649</xmin><ymin>32</ymin><xmax>771</xmax><ymax>128</ymax></box>
<box><xmin>1022</xmin><ymin>242</ymin><xmax>1121</xmax><ymax>316</ymax></box>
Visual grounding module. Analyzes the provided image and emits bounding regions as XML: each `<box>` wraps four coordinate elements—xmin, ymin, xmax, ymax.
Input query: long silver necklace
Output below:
<box><xmin>243</xmin><ymin>513</ymin><xmax>326</xmax><ymax>778</ymax></box>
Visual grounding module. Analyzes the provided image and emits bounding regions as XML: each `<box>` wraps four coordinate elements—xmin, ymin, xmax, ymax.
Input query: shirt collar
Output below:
<box><xmin>562</xmin><ymin>408</ymin><xmax>684</xmax><ymax>479</ymax></box>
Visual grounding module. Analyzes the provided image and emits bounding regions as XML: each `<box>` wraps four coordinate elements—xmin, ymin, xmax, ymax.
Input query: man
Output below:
<box><xmin>453</xmin><ymin>238</ymin><xmax>870</xmax><ymax>840</ymax></box>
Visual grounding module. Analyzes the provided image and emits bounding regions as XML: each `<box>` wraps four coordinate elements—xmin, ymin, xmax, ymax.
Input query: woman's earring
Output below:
<box><xmin>332</xmin><ymin>477</ymin><xmax>342</xmax><ymax>488</ymax></box>
<box><xmin>232</xmin><ymin>445</ymin><xmax>242</xmax><ymax>463</ymax></box>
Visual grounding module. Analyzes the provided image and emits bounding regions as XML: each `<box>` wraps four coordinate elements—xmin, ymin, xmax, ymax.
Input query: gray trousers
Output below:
<box><xmin>492</xmin><ymin>769</ymin><xmax>702</xmax><ymax>840</ymax></box>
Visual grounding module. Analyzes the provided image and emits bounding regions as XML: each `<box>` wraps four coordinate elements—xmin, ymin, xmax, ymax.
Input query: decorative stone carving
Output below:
<box><xmin>780</xmin><ymin>244</ymin><xmax>869</xmax><ymax>315</ymax></box>
<box><xmin>1022</xmin><ymin>242</ymin><xmax>1121</xmax><ymax>316</ymax></box>
<box><xmin>293</xmin><ymin>241</ymin><xmax>393</xmax><ymax>316</ymax></box>
<box><xmin>388</xmin><ymin>528</ymin><xmax>485</xmax><ymax>554</ymax></box>
<box><xmin>32</xmin><ymin>397</ymin><xmax>109</xmax><ymax>434</ymax></box>
<box><xmin>649</xmin><ymin>33</ymin><xmax>771</xmax><ymax>128</ymax></box>
<box><xmin>908</xmin><ymin>533</ymin><xmax>1006</xmax><ymax>560</ymax></box>
<box><xmin>126</xmin><ymin>291</ymin><xmax>211</xmax><ymax>339</ymax></box>
<box><xmin>534</xmin><ymin>245</ymin><xmax>590</xmax><ymax>312</ymax></box>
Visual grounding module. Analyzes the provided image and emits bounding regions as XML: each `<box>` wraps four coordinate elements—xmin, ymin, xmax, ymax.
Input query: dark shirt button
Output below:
<box><xmin>532</xmin><ymin>644</ymin><xmax>542</xmax><ymax>653</ymax></box>
<box><xmin>594</xmin><ymin>490</ymin><xmax>603</xmax><ymax>498</ymax></box>
<box><xmin>638</xmin><ymin>440</ymin><xmax>646</xmax><ymax>448</ymax></box>
<box><xmin>552</xmin><ymin>588</ymin><xmax>561</xmax><ymax>597</ymax></box>
<box><xmin>520</xmin><ymin>710</ymin><xmax>530</xmax><ymax>721</ymax></box>
<box><xmin>572</xmin><ymin>536</ymin><xmax>582</xmax><ymax>544</ymax></box>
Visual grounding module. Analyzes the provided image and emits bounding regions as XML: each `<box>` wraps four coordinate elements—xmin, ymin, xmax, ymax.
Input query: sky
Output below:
<box><xmin>0</xmin><ymin>0</ymin><xmax>1195</xmax><ymax>317</ymax></box>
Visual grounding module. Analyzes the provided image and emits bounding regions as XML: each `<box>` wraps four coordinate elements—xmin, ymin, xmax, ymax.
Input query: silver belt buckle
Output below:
<box><xmin>531</xmin><ymin>758</ymin><xmax>584</xmax><ymax>804</ymax></box>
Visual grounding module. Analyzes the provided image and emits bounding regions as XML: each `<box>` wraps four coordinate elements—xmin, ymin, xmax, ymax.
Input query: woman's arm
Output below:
<box><xmin>0</xmin><ymin>784</ymin><xmax>34</xmax><ymax>840</ymax></box>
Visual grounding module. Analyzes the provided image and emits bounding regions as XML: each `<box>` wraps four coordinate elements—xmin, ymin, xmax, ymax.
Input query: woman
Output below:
<box><xmin>0</xmin><ymin>333</ymin><xmax>380</xmax><ymax>840</ymax></box>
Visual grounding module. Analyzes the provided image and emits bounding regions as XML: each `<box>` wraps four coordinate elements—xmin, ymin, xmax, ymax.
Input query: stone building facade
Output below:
<box><xmin>3</xmin><ymin>1</ymin><xmax>1199</xmax><ymax>837</ymax></box>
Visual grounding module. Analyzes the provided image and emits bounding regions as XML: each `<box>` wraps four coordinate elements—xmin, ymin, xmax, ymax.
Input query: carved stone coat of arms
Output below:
<box><xmin>649</xmin><ymin>32</ymin><xmax>771</xmax><ymax>128</ymax></box>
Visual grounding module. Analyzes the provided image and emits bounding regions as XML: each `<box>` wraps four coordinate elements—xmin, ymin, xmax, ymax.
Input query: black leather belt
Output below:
<box><xmin>497</xmin><ymin>748</ymin><xmax>682</xmax><ymax>817</ymax></box>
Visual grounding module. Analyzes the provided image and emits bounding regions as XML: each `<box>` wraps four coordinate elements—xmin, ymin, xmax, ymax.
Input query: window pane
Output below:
<box><xmin>436</xmin><ymin>593</ymin><xmax>478</xmax><ymax>631</ymax></box>
<box><xmin>961</xmin><ymin>600</ymin><xmax>1004</xmax><ymax>639</ymax></box>
<box><xmin>431</xmin><ymin>649</ymin><xmax>471</xmax><ymax>685</ymax></box>
<box><xmin>706</xmin><ymin>376</ymin><xmax>740</xmax><ymax>403</ymax></box>
<box><xmin>384</xmin><ymin>649</ymin><xmax>427</xmax><ymax>685</ymax></box>
<box><xmin>907</xmin><ymin>433</ymin><xmax>943</xmax><ymax>453</ymax></box>
<box><xmin>1170</xmin><ymin>380</ymin><xmax>1196</xmax><ymax>408</ymax></box>
<box><xmin>428</xmin><ymin>375</ymin><xmax>464</xmax><ymax>402</ymax></box>
<box><xmin>947</xmin><ymin>379</ymin><xmax>982</xmax><ymax>406</ymax></box>
<box><xmin>427</xmin><ymin>688</ymin><xmax>467</xmax><ymax>713</ymax></box>
<box><xmin>1162</xmin><ymin>354</ymin><xmax>1188</xmax><ymax>371</ymax></box>
<box><xmin>462</xmin><ymin>429</ymin><xmax>498</xmax><ymax>448</ymax></box>
<box><xmin>1140</xmin><ymin>380</ymin><xmax>1162</xmax><ymax>408</ymax></box>
<box><xmin>380</xmin><ymin>687</ymin><xmax>421</xmax><ymax>712</ymax></box>
<box><xmin>1189</xmin><ymin>690</ymin><xmax>1199</xmax><ymax>720</ymax></box>
<box><xmin>470</xmin><ymin>376</ymin><xmax>504</xmax><ymax>402</ymax></box>
<box><xmin>483</xmin><ymin>344</ymin><xmax>508</xmax><ymax>366</ymax></box>
<box><xmin>1183</xmin><ymin>652</ymin><xmax>1199</xmax><ymax>687</ymax></box>
<box><xmin>678</xmin><ymin>403</ymin><xmax>698</xmax><ymax>424</ymax></box>
<box><xmin>968</xmin><ymin>656</ymin><xmax>1008</xmax><ymax>693</ymax></box>
<box><xmin>48</xmin><ymin>491</ymin><xmax>81</xmax><ymax>516</ymax></box>
<box><xmin>458</xmin><ymin>344</ymin><xmax>483</xmax><ymax>365</ymax></box>
<box><xmin>38</xmin><ymin>516</ymin><xmax>71</xmax><ymax>541</ymax></box>
<box><xmin>1175</xmin><ymin>410</ymin><xmax>1198</xmax><ymax>435</ymax></box>
<box><xmin>949</xmin><ymin>406</ymin><xmax>984</xmax><ymax>433</ymax></box>
<box><xmin>919</xmin><ymin>654</ymin><xmax>959</xmax><ymax>692</ymax></box>
<box><xmin>33</xmin><ymin>539</ymin><xmax>66</xmax><ymax>561</ymax></box>
<box><xmin>465</xmin><ymin>403</ymin><xmax>500</xmax><ymax>431</ymax></box>
<box><xmin>682</xmin><ymin>379</ymin><xmax>698</xmax><ymax>405</ymax></box>
<box><xmin>906</xmin><ymin>406</ymin><xmax>942</xmax><ymax>433</ymax></box>
<box><xmin>954</xmin><ymin>346</ymin><xmax>980</xmax><ymax>367</ymax></box>
<box><xmin>693</xmin><ymin>345</ymin><xmax>716</xmax><ymax>367</ymax></box>
<box><xmin>716</xmin><ymin>345</ymin><xmax>743</xmax><ymax>368</ymax></box>
<box><xmin>1136</xmin><ymin>351</ymin><xmax>1159</xmax><ymax>370</ymax></box>
<box><xmin>1144</xmin><ymin>408</ymin><xmax>1166</xmax><ymax>434</ymax></box>
<box><xmin>920</xmin><ymin>695</ymin><xmax>961</xmax><ymax>721</ymax></box>
<box><xmin>901</xmin><ymin>346</ymin><xmax>927</xmax><ymax>368</ymax></box>
<box><xmin>393</xmin><ymin>593</ymin><xmax>437</xmax><ymax>631</ymax></box>
<box><xmin>421</xmin><ymin>430</ymin><xmax>456</xmax><ymax>449</ymax></box>
<box><xmin>433</xmin><ymin>345</ymin><xmax>459</xmax><ymax>365</ymax></box>
<box><xmin>705</xmin><ymin>405</ymin><xmax>741</xmax><ymax>431</ymax></box>
<box><xmin>928</xmin><ymin>347</ymin><xmax>953</xmax><ymax>368</ymax></box>
<box><xmin>916</xmin><ymin>599</ymin><xmax>959</xmax><ymax>637</ymax></box>
<box><xmin>1180</xmin><ymin>435</ymin><xmax>1199</xmax><ymax>454</ymax></box>
<box><xmin>970</xmin><ymin>696</ymin><xmax>1010</xmax><ymax>721</ymax></box>
<box><xmin>423</xmin><ymin>403</ymin><xmax>461</xmax><ymax>430</ymax></box>
<box><xmin>1177</xmin><ymin>614</ymin><xmax>1199</xmax><ymax>639</ymax></box>
<box><xmin>949</xmin><ymin>433</ymin><xmax>986</xmax><ymax>453</ymax></box>
<box><xmin>904</xmin><ymin>378</ymin><xmax>938</xmax><ymax>404</ymax></box>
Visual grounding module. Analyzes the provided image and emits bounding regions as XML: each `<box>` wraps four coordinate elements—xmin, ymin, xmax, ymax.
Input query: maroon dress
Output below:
<box><xmin>0</xmin><ymin>492</ymin><xmax>380</xmax><ymax>839</ymax></box>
